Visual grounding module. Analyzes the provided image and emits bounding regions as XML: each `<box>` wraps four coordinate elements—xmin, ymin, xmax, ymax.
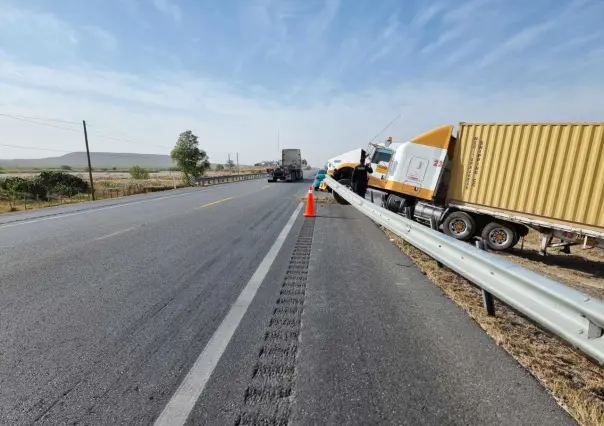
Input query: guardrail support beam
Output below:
<box><xmin>475</xmin><ymin>240</ymin><xmax>495</xmax><ymax>316</ymax></box>
<box><xmin>430</xmin><ymin>217</ymin><xmax>444</xmax><ymax>268</ymax></box>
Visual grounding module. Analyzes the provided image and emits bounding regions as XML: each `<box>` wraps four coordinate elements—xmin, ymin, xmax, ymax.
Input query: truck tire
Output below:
<box><xmin>481</xmin><ymin>221</ymin><xmax>517</xmax><ymax>251</ymax></box>
<box><xmin>443</xmin><ymin>211</ymin><xmax>476</xmax><ymax>241</ymax></box>
<box><xmin>333</xmin><ymin>178</ymin><xmax>351</xmax><ymax>205</ymax></box>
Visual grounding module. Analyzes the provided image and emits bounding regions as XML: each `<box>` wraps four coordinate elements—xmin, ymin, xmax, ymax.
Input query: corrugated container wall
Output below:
<box><xmin>446</xmin><ymin>123</ymin><xmax>604</xmax><ymax>232</ymax></box>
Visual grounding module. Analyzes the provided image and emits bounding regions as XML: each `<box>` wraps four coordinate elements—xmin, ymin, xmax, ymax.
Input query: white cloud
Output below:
<box><xmin>306</xmin><ymin>0</ymin><xmax>340</xmax><ymax>39</ymax></box>
<box><xmin>420</xmin><ymin>27</ymin><xmax>463</xmax><ymax>54</ymax></box>
<box><xmin>478</xmin><ymin>21</ymin><xmax>556</xmax><ymax>68</ymax></box>
<box><xmin>411</xmin><ymin>2</ymin><xmax>444</xmax><ymax>28</ymax></box>
<box><xmin>1</xmin><ymin>1</ymin><xmax>603</xmax><ymax>167</ymax></box>
<box><xmin>1</xmin><ymin>55</ymin><xmax>603</xmax><ymax>166</ymax></box>
<box><xmin>83</xmin><ymin>26</ymin><xmax>118</xmax><ymax>50</ymax></box>
<box><xmin>0</xmin><ymin>4</ymin><xmax>79</xmax><ymax>56</ymax></box>
<box><xmin>153</xmin><ymin>0</ymin><xmax>182</xmax><ymax>24</ymax></box>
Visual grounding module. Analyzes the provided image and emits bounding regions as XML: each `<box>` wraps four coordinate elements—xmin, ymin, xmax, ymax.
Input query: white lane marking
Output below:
<box><xmin>0</xmin><ymin>188</ymin><xmax>216</xmax><ymax>229</ymax></box>
<box><xmin>154</xmin><ymin>202</ymin><xmax>304</xmax><ymax>426</ymax></box>
<box><xmin>95</xmin><ymin>226</ymin><xmax>137</xmax><ymax>241</ymax></box>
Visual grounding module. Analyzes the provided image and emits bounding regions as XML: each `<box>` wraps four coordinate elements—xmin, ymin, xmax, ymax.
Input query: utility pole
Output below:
<box><xmin>277</xmin><ymin>130</ymin><xmax>280</xmax><ymax>165</ymax></box>
<box><xmin>236</xmin><ymin>152</ymin><xmax>239</xmax><ymax>174</ymax></box>
<box><xmin>228</xmin><ymin>153</ymin><xmax>231</xmax><ymax>174</ymax></box>
<box><xmin>82</xmin><ymin>120</ymin><xmax>95</xmax><ymax>201</ymax></box>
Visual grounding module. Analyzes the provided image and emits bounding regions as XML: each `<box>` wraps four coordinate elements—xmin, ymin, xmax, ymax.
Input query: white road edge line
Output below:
<box><xmin>0</xmin><ymin>188</ymin><xmax>215</xmax><ymax>229</ymax></box>
<box><xmin>95</xmin><ymin>226</ymin><xmax>138</xmax><ymax>241</ymax></box>
<box><xmin>153</xmin><ymin>202</ymin><xmax>304</xmax><ymax>426</ymax></box>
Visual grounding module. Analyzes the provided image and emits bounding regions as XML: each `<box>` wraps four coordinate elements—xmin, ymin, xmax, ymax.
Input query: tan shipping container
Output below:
<box><xmin>446</xmin><ymin>122</ymin><xmax>604</xmax><ymax>233</ymax></box>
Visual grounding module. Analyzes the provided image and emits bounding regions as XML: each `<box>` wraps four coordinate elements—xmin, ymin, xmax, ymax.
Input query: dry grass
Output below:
<box><xmin>497</xmin><ymin>230</ymin><xmax>604</xmax><ymax>301</ymax></box>
<box><xmin>382</xmin><ymin>227</ymin><xmax>604</xmax><ymax>426</ymax></box>
<box><xmin>0</xmin><ymin>173</ymin><xmax>267</xmax><ymax>214</ymax></box>
<box><xmin>205</xmin><ymin>166</ymin><xmax>267</xmax><ymax>177</ymax></box>
<box><xmin>0</xmin><ymin>194</ymin><xmax>92</xmax><ymax>213</ymax></box>
<box><xmin>292</xmin><ymin>194</ymin><xmax>337</xmax><ymax>204</ymax></box>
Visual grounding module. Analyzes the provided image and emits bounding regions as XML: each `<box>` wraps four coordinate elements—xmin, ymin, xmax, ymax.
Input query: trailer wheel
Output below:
<box><xmin>333</xmin><ymin>178</ymin><xmax>351</xmax><ymax>205</ymax></box>
<box><xmin>443</xmin><ymin>211</ymin><xmax>476</xmax><ymax>241</ymax></box>
<box><xmin>481</xmin><ymin>221</ymin><xmax>517</xmax><ymax>251</ymax></box>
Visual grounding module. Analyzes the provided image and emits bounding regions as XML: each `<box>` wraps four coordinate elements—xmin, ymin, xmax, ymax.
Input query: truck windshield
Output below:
<box><xmin>371</xmin><ymin>149</ymin><xmax>392</xmax><ymax>164</ymax></box>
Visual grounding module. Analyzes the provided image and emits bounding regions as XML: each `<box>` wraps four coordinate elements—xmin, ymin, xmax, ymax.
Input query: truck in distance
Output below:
<box><xmin>268</xmin><ymin>149</ymin><xmax>303</xmax><ymax>182</ymax></box>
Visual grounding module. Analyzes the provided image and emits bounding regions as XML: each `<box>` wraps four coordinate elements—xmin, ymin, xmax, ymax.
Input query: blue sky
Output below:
<box><xmin>0</xmin><ymin>0</ymin><xmax>603</xmax><ymax>165</ymax></box>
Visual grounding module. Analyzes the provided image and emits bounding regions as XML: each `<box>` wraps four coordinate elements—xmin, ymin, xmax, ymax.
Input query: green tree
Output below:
<box><xmin>302</xmin><ymin>159</ymin><xmax>308</xmax><ymax>166</ymax></box>
<box><xmin>170</xmin><ymin>130</ymin><xmax>210</xmax><ymax>185</ymax></box>
<box><xmin>215</xmin><ymin>164</ymin><xmax>225</xmax><ymax>171</ymax></box>
<box><xmin>129</xmin><ymin>165</ymin><xmax>150</xmax><ymax>180</ymax></box>
<box><xmin>226</xmin><ymin>159</ymin><xmax>235</xmax><ymax>172</ymax></box>
<box><xmin>60</xmin><ymin>165</ymin><xmax>72</xmax><ymax>171</ymax></box>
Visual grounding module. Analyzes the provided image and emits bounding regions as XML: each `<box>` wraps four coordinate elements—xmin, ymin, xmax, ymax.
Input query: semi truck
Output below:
<box><xmin>268</xmin><ymin>149</ymin><xmax>303</xmax><ymax>182</ymax></box>
<box><xmin>328</xmin><ymin>122</ymin><xmax>604</xmax><ymax>254</ymax></box>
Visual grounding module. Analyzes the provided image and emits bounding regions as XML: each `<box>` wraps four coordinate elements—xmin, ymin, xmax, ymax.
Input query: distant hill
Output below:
<box><xmin>0</xmin><ymin>152</ymin><xmax>175</xmax><ymax>169</ymax></box>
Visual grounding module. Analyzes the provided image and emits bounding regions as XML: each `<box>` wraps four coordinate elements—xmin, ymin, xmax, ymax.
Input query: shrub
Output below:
<box><xmin>36</xmin><ymin>171</ymin><xmax>89</xmax><ymax>197</ymax></box>
<box><xmin>215</xmin><ymin>164</ymin><xmax>224</xmax><ymax>171</ymax></box>
<box><xmin>129</xmin><ymin>165</ymin><xmax>150</xmax><ymax>180</ymax></box>
<box><xmin>1</xmin><ymin>172</ymin><xmax>89</xmax><ymax>200</ymax></box>
<box><xmin>60</xmin><ymin>165</ymin><xmax>72</xmax><ymax>170</ymax></box>
<box><xmin>0</xmin><ymin>176</ymin><xmax>47</xmax><ymax>199</ymax></box>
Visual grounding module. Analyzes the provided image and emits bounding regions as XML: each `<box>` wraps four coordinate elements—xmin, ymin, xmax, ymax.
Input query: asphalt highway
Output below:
<box><xmin>0</xmin><ymin>177</ymin><xmax>575</xmax><ymax>425</ymax></box>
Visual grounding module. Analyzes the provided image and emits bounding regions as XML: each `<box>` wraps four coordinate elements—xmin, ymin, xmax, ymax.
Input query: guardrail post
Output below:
<box><xmin>476</xmin><ymin>240</ymin><xmax>495</xmax><ymax>316</ymax></box>
<box><xmin>430</xmin><ymin>217</ymin><xmax>444</xmax><ymax>268</ymax></box>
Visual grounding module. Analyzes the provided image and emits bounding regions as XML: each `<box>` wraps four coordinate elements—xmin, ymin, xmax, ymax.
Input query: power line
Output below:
<box><xmin>86</xmin><ymin>129</ymin><xmax>172</xmax><ymax>150</ymax></box>
<box><xmin>0</xmin><ymin>143</ymin><xmax>71</xmax><ymax>153</ymax></box>
<box><xmin>0</xmin><ymin>113</ymin><xmax>80</xmax><ymax>133</ymax></box>
<box><xmin>1</xmin><ymin>112</ymin><xmax>171</xmax><ymax>151</ymax></box>
<box><xmin>0</xmin><ymin>112</ymin><xmax>80</xmax><ymax>125</ymax></box>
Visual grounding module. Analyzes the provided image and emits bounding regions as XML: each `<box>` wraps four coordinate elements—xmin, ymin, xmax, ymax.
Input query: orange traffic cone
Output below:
<box><xmin>303</xmin><ymin>185</ymin><xmax>316</xmax><ymax>217</ymax></box>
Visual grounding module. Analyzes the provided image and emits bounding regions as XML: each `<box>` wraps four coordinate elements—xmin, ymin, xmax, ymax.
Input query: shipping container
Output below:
<box><xmin>446</xmin><ymin>122</ymin><xmax>604</xmax><ymax>234</ymax></box>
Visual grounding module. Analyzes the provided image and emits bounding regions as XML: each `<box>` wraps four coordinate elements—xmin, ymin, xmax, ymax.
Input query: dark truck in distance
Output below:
<box><xmin>267</xmin><ymin>149</ymin><xmax>303</xmax><ymax>182</ymax></box>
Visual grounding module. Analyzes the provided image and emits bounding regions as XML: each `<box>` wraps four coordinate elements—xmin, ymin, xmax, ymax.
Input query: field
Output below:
<box><xmin>0</xmin><ymin>167</ymin><xmax>267</xmax><ymax>214</ymax></box>
<box><xmin>498</xmin><ymin>230</ymin><xmax>604</xmax><ymax>301</ymax></box>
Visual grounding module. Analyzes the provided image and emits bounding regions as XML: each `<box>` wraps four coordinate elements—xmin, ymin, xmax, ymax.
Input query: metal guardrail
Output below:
<box><xmin>325</xmin><ymin>176</ymin><xmax>604</xmax><ymax>364</ymax></box>
<box><xmin>192</xmin><ymin>173</ymin><xmax>267</xmax><ymax>186</ymax></box>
